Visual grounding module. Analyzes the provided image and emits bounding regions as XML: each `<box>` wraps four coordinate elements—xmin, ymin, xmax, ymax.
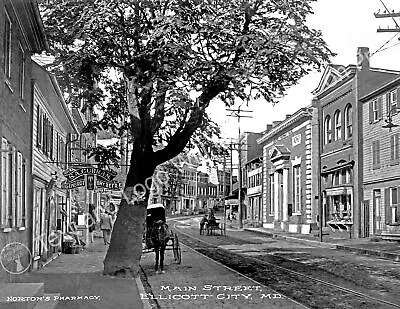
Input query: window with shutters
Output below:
<box><xmin>386</xmin><ymin>90</ymin><xmax>398</xmax><ymax>115</ymax></box>
<box><xmin>1</xmin><ymin>138</ymin><xmax>10</xmax><ymax>228</ymax></box>
<box><xmin>372</xmin><ymin>140</ymin><xmax>381</xmax><ymax>169</ymax></box>
<box><xmin>36</xmin><ymin>107</ymin><xmax>55</xmax><ymax>159</ymax></box>
<box><xmin>18</xmin><ymin>43</ymin><xmax>25</xmax><ymax>100</ymax></box>
<box><xmin>389</xmin><ymin>187</ymin><xmax>399</xmax><ymax>224</ymax></box>
<box><xmin>4</xmin><ymin>9</ymin><xmax>11</xmax><ymax>79</ymax></box>
<box><xmin>372</xmin><ymin>99</ymin><xmax>379</xmax><ymax>122</ymax></box>
<box><xmin>36</xmin><ymin>106</ymin><xmax>42</xmax><ymax>148</ymax></box>
<box><xmin>390</xmin><ymin>133</ymin><xmax>399</xmax><ymax>165</ymax></box>
<box><xmin>0</xmin><ymin>138</ymin><xmax>26</xmax><ymax>230</ymax></box>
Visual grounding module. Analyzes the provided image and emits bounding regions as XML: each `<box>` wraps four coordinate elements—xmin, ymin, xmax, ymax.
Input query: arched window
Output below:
<box><xmin>334</xmin><ymin>110</ymin><xmax>342</xmax><ymax>140</ymax></box>
<box><xmin>324</xmin><ymin>115</ymin><xmax>332</xmax><ymax>144</ymax></box>
<box><xmin>344</xmin><ymin>104</ymin><xmax>353</xmax><ymax>139</ymax></box>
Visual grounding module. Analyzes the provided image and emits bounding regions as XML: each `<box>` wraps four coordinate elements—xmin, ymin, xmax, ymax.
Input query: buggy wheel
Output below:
<box><xmin>173</xmin><ymin>234</ymin><xmax>182</xmax><ymax>264</ymax></box>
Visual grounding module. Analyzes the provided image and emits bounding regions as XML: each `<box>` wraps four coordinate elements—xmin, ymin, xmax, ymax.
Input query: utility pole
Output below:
<box><xmin>227</xmin><ymin>107</ymin><xmax>252</xmax><ymax>229</ymax></box>
<box><xmin>375</xmin><ymin>1</ymin><xmax>400</xmax><ymax>33</ymax></box>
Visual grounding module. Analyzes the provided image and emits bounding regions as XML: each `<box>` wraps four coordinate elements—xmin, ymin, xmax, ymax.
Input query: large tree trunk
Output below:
<box><xmin>103</xmin><ymin>156</ymin><xmax>155</xmax><ymax>278</ymax></box>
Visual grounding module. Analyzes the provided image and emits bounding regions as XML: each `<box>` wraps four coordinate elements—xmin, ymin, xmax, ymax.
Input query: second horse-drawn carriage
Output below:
<box><xmin>143</xmin><ymin>204</ymin><xmax>181</xmax><ymax>273</ymax></box>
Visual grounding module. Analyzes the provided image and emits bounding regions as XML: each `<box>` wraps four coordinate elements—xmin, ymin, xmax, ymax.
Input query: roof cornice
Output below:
<box><xmin>257</xmin><ymin>108</ymin><xmax>312</xmax><ymax>145</ymax></box>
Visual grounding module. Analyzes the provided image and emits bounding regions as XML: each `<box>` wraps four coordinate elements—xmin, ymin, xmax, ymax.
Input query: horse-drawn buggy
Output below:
<box><xmin>143</xmin><ymin>204</ymin><xmax>181</xmax><ymax>273</ymax></box>
<box><xmin>200</xmin><ymin>213</ymin><xmax>226</xmax><ymax>236</ymax></box>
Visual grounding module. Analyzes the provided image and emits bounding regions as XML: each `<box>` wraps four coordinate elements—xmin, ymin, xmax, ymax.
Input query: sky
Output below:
<box><xmin>208</xmin><ymin>0</ymin><xmax>400</xmax><ymax>138</ymax></box>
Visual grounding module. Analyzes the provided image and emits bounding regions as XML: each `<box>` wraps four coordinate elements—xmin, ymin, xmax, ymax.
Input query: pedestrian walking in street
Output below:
<box><xmin>100</xmin><ymin>209</ymin><xmax>113</xmax><ymax>245</ymax></box>
<box><xmin>200</xmin><ymin>214</ymin><xmax>208</xmax><ymax>235</ymax></box>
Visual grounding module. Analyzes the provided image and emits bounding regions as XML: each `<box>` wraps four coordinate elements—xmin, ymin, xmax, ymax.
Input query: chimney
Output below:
<box><xmin>357</xmin><ymin>47</ymin><xmax>370</xmax><ymax>71</ymax></box>
<box><xmin>273</xmin><ymin>121</ymin><xmax>281</xmax><ymax>127</ymax></box>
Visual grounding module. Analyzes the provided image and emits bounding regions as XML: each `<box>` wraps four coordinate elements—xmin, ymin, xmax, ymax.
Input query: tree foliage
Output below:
<box><xmin>40</xmin><ymin>0</ymin><xmax>333</xmax><ymax>169</ymax></box>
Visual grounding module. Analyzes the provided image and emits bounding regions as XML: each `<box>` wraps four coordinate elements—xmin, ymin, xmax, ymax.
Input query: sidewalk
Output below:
<box><xmin>242</xmin><ymin>226</ymin><xmax>400</xmax><ymax>262</ymax></box>
<box><xmin>12</xmin><ymin>238</ymin><xmax>148</xmax><ymax>309</ymax></box>
<box><xmin>140</xmin><ymin>243</ymin><xmax>307</xmax><ymax>309</ymax></box>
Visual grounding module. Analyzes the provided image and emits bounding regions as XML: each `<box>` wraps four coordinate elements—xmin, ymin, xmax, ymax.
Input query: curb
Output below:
<box><xmin>244</xmin><ymin>228</ymin><xmax>336</xmax><ymax>249</ymax></box>
<box><xmin>135</xmin><ymin>276</ymin><xmax>152</xmax><ymax>309</ymax></box>
<box><xmin>244</xmin><ymin>228</ymin><xmax>400</xmax><ymax>262</ymax></box>
<box><xmin>335</xmin><ymin>245</ymin><xmax>400</xmax><ymax>262</ymax></box>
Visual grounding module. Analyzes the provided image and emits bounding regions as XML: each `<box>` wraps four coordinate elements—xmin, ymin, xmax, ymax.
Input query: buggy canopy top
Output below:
<box><xmin>146</xmin><ymin>203</ymin><xmax>166</xmax><ymax>226</ymax></box>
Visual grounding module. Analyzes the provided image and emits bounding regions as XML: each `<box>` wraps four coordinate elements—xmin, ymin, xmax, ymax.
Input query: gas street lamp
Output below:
<box><xmin>382</xmin><ymin>107</ymin><xmax>400</xmax><ymax>131</ymax></box>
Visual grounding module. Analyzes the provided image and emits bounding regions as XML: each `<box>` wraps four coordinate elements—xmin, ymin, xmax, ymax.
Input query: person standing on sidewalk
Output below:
<box><xmin>100</xmin><ymin>209</ymin><xmax>113</xmax><ymax>245</ymax></box>
<box><xmin>88</xmin><ymin>203</ymin><xmax>97</xmax><ymax>243</ymax></box>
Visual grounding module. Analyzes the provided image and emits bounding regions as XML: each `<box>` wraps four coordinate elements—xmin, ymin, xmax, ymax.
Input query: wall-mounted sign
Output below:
<box><xmin>292</xmin><ymin>134</ymin><xmax>301</xmax><ymax>147</ymax></box>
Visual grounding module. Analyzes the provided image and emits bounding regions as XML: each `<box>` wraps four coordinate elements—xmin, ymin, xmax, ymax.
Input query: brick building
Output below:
<box><xmin>258</xmin><ymin>108</ymin><xmax>315</xmax><ymax>233</ymax></box>
<box><xmin>361</xmin><ymin>76</ymin><xmax>400</xmax><ymax>240</ymax></box>
<box><xmin>238</xmin><ymin>132</ymin><xmax>263</xmax><ymax>223</ymax></box>
<box><xmin>244</xmin><ymin>156</ymin><xmax>263</xmax><ymax>227</ymax></box>
<box><xmin>312</xmin><ymin>47</ymin><xmax>400</xmax><ymax>238</ymax></box>
<box><xmin>0</xmin><ymin>0</ymin><xmax>47</xmax><ymax>281</ymax></box>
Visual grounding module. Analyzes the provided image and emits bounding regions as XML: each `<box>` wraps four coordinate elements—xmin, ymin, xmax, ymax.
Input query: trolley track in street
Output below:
<box><xmin>173</xmin><ymin>221</ymin><xmax>400</xmax><ymax>309</ymax></box>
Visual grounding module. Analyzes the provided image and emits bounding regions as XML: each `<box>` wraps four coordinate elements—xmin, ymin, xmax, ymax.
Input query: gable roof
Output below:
<box><xmin>312</xmin><ymin>64</ymin><xmax>356</xmax><ymax>97</ymax></box>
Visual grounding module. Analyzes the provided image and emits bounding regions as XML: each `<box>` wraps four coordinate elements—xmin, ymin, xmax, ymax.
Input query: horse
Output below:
<box><xmin>149</xmin><ymin>220</ymin><xmax>170</xmax><ymax>274</ymax></box>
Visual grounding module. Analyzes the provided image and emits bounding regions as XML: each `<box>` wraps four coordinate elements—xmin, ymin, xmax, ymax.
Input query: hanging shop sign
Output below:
<box><xmin>63</xmin><ymin>167</ymin><xmax>117</xmax><ymax>182</ymax></box>
<box><xmin>61</xmin><ymin>167</ymin><xmax>121</xmax><ymax>190</ymax></box>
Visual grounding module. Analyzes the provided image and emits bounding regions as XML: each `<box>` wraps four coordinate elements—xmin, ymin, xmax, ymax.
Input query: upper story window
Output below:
<box><xmin>334</xmin><ymin>110</ymin><xmax>342</xmax><ymax>140</ymax></box>
<box><xmin>372</xmin><ymin>100</ymin><xmax>379</xmax><ymax>122</ymax></box>
<box><xmin>344</xmin><ymin>104</ymin><xmax>352</xmax><ymax>139</ymax></box>
<box><xmin>369</xmin><ymin>97</ymin><xmax>382</xmax><ymax>123</ymax></box>
<box><xmin>324</xmin><ymin>115</ymin><xmax>332</xmax><ymax>144</ymax></box>
<box><xmin>18</xmin><ymin>43</ymin><xmax>25</xmax><ymax>100</ymax></box>
<box><xmin>36</xmin><ymin>106</ymin><xmax>54</xmax><ymax>159</ymax></box>
<box><xmin>4</xmin><ymin>10</ymin><xmax>12</xmax><ymax>79</ymax></box>
<box><xmin>372</xmin><ymin>140</ymin><xmax>381</xmax><ymax>169</ymax></box>
<box><xmin>386</xmin><ymin>90</ymin><xmax>398</xmax><ymax>115</ymax></box>
<box><xmin>390</xmin><ymin>133</ymin><xmax>400</xmax><ymax>165</ymax></box>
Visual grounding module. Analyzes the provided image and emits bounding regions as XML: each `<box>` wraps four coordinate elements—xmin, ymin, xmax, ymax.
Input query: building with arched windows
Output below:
<box><xmin>312</xmin><ymin>47</ymin><xmax>400</xmax><ymax>239</ymax></box>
